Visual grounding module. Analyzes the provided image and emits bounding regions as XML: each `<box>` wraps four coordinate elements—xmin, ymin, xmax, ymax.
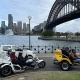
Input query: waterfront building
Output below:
<box><xmin>17</xmin><ymin>21</ymin><xmax>22</xmax><ymax>35</ymax></box>
<box><xmin>26</xmin><ymin>24</ymin><xmax>29</xmax><ymax>33</ymax></box>
<box><xmin>34</xmin><ymin>24</ymin><xmax>41</xmax><ymax>32</ymax></box>
<box><xmin>13</xmin><ymin>23</ymin><xmax>17</xmax><ymax>34</ymax></box>
<box><xmin>33</xmin><ymin>20</ymin><xmax>56</xmax><ymax>32</ymax></box>
<box><xmin>1</xmin><ymin>21</ymin><xmax>5</xmax><ymax>34</ymax></box>
<box><xmin>23</xmin><ymin>23</ymin><xmax>27</xmax><ymax>34</ymax></box>
<box><xmin>33</xmin><ymin>21</ymin><xmax>47</xmax><ymax>32</ymax></box>
<box><xmin>0</xmin><ymin>27</ymin><xmax>1</xmax><ymax>34</ymax></box>
<box><xmin>8</xmin><ymin>14</ymin><xmax>13</xmax><ymax>30</ymax></box>
<box><xmin>34</xmin><ymin>25</ymin><xmax>38</xmax><ymax>31</ymax></box>
<box><xmin>34</xmin><ymin>23</ymin><xmax>43</xmax><ymax>32</ymax></box>
<box><xmin>34</xmin><ymin>25</ymin><xmax>41</xmax><ymax>31</ymax></box>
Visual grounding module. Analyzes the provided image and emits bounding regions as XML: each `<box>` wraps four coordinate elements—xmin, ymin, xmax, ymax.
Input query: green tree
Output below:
<box><xmin>55</xmin><ymin>32</ymin><xmax>61</xmax><ymax>38</ymax></box>
<box><xmin>60</xmin><ymin>32</ymin><xmax>65</xmax><ymax>36</ymax></box>
<box><xmin>64</xmin><ymin>32</ymin><xmax>69</xmax><ymax>39</ymax></box>
<box><xmin>41</xmin><ymin>30</ymin><xmax>54</xmax><ymax>37</ymax></box>
<box><xmin>75</xmin><ymin>32</ymin><xmax>79</xmax><ymax>37</ymax></box>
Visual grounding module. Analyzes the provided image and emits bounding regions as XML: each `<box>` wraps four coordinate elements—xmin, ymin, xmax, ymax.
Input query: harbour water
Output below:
<box><xmin>0</xmin><ymin>35</ymin><xmax>80</xmax><ymax>53</ymax></box>
<box><xmin>0</xmin><ymin>35</ymin><xmax>80</xmax><ymax>47</ymax></box>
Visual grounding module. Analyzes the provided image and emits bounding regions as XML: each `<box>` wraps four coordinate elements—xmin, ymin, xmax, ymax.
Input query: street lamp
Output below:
<box><xmin>28</xmin><ymin>16</ymin><xmax>32</xmax><ymax>50</ymax></box>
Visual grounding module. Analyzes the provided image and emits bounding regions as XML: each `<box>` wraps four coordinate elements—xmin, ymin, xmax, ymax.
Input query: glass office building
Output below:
<box><xmin>8</xmin><ymin>14</ymin><xmax>13</xmax><ymax>29</ymax></box>
<box><xmin>1</xmin><ymin>21</ymin><xmax>5</xmax><ymax>34</ymax></box>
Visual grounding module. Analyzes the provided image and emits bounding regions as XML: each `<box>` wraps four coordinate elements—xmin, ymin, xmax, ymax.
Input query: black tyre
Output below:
<box><xmin>60</xmin><ymin>61</ymin><xmax>70</xmax><ymax>71</ymax></box>
<box><xmin>1</xmin><ymin>66</ymin><xmax>12</xmax><ymax>77</ymax></box>
<box><xmin>38</xmin><ymin>61</ymin><xmax>46</xmax><ymax>68</ymax></box>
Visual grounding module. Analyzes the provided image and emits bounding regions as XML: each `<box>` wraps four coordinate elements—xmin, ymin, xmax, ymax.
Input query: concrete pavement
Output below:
<box><xmin>35</xmin><ymin>53</ymin><xmax>54</xmax><ymax>58</ymax></box>
<box><xmin>35</xmin><ymin>53</ymin><xmax>80</xmax><ymax>58</ymax></box>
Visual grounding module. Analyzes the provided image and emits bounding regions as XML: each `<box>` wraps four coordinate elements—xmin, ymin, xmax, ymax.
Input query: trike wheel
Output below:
<box><xmin>38</xmin><ymin>61</ymin><xmax>46</xmax><ymax>68</ymax></box>
<box><xmin>60</xmin><ymin>61</ymin><xmax>70</xmax><ymax>71</ymax></box>
<box><xmin>1</xmin><ymin>66</ymin><xmax>12</xmax><ymax>77</ymax></box>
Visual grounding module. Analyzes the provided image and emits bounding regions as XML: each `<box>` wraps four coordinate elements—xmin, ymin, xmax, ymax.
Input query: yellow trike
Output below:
<box><xmin>53</xmin><ymin>49</ymin><xmax>79</xmax><ymax>71</ymax></box>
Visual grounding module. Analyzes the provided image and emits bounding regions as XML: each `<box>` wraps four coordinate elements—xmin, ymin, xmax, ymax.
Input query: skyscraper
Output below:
<box><xmin>13</xmin><ymin>23</ymin><xmax>17</xmax><ymax>34</ymax></box>
<box><xmin>1</xmin><ymin>21</ymin><xmax>5</xmax><ymax>34</ymax></box>
<box><xmin>26</xmin><ymin>24</ymin><xmax>29</xmax><ymax>33</ymax></box>
<box><xmin>23</xmin><ymin>23</ymin><xmax>26</xmax><ymax>34</ymax></box>
<box><xmin>17</xmin><ymin>21</ymin><xmax>22</xmax><ymax>35</ymax></box>
<box><xmin>8</xmin><ymin>14</ymin><xmax>13</xmax><ymax>30</ymax></box>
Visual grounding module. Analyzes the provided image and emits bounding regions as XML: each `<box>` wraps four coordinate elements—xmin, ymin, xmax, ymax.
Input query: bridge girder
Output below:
<box><xmin>46</xmin><ymin>0</ymin><xmax>80</xmax><ymax>30</ymax></box>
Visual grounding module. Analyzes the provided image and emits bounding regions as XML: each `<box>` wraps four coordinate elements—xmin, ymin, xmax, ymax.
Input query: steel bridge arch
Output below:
<box><xmin>46</xmin><ymin>0</ymin><xmax>80</xmax><ymax>30</ymax></box>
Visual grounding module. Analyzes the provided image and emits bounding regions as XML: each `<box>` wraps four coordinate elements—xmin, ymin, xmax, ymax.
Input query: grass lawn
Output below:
<box><xmin>2</xmin><ymin>71</ymin><xmax>80</xmax><ymax>80</ymax></box>
<box><xmin>34</xmin><ymin>71</ymin><xmax>80</xmax><ymax>80</ymax></box>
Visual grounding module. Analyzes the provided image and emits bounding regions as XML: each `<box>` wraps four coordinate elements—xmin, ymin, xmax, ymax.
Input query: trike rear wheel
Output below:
<box><xmin>60</xmin><ymin>61</ymin><xmax>70</xmax><ymax>71</ymax></box>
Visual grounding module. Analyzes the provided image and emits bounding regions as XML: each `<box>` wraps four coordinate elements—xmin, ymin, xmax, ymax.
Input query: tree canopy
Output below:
<box><xmin>41</xmin><ymin>30</ymin><xmax>54</xmax><ymax>37</ymax></box>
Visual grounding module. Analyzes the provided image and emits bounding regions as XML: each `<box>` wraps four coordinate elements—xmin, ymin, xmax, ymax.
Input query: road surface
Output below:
<box><xmin>0</xmin><ymin>57</ymin><xmax>80</xmax><ymax>79</ymax></box>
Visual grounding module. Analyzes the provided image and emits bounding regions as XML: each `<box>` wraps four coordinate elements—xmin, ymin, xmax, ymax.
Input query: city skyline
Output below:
<box><xmin>0</xmin><ymin>14</ymin><xmax>31</xmax><ymax>35</ymax></box>
<box><xmin>0</xmin><ymin>0</ymin><xmax>80</xmax><ymax>32</ymax></box>
<box><xmin>0</xmin><ymin>13</ymin><xmax>46</xmax><ymax>33</ymax></box>
<box><xmin>1</xmin><ymin>14</ymin><xmax>30</xmax><ymax>29</ymax></box>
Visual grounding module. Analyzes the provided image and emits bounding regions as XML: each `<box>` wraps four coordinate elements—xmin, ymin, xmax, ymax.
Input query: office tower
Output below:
<box><xmin>17</xmin><ymin>21</ymin><xmax>22</xmax><ymax>35</ymax></box>
<box><xmin>33</xmin><ymin>21</ymin><xmax>46</xmax><ymax>32</ymax></box>
<box><xmin>26</xmin><ymin>24</ymin><xmax>29</xmax><ymax>33</ymax></box>
<box><xmin>1</xmin><ymin>21</ymin><xmax>5</xmax><ymax>34</ymax></box>
<box><xmin>13</xmin><ymin>23</ymin><xmax>17</xmax><ymax>34</ymax></box>
<box><xmin>0</xmin><ymin>27</ymin><xmax>1</xmax><ymax>34</ymax></box>
<box><xmin>23</xmin><ymin>23</ymin><xmax>27</xmax><ymax>34</ymax></box>
<box><xmin>8</xmin><ymin>14</ymin><xmax>13</xmax><ymax>30</ymax></box>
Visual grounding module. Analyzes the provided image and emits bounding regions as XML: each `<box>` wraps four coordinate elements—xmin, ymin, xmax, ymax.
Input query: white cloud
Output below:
<box><xmin>0</xmin><ymin>0</ymin><xmax>80</xmax><ymax>32</ymax></box>
<box><xmin>0</xmin><ymin>0</ymin><xmax>54</xmax><ymax>28</ymax></box>
<box><xmin>56</xmin><ymin>19</ymin><xmax>80</xmax><ymax>32</ymax></box>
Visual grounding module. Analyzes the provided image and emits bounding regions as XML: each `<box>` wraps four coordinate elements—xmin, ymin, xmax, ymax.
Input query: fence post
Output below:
<box><xmin>75</xmin><ymin>46</ymin><xmax>76</xmax><ymax>51</ymax></box>
<box><xmin>45</xmin><ymin>45</ymin><xmax>46</xmax><ymax>53</ymax></box>
<box><xmin>58</xmin><ymin>45</ymin><xmax>59</xmax><ymax>49</ymax></box>
<box><xmin>38</xmin><ymin>45</ymin><xmax>40</xmax><ymax>53</ymax></box>
<box><xmin>31</xmin><ymin>45</ymin><xmax>32</xmax><ymax>50</ymax></box>
<box><xmin>52</xmin><ymin>45</ymin><xmax>53</xmax><ymax>53</ymax></box>
<box><xmin>23</xmin><ymin>44</ymin><xmax>25</xmax><ymax>49</ymax></box>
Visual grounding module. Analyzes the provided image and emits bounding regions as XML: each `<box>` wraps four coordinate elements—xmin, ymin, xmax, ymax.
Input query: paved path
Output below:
<box><xmin>36</xmin><ymin>52</ymin><xmax>80</xmax><ymax>58</ymax></box>
<box><xmin>35</xmin><ymin>53</ymin><xmax>54</xmax><ymax>58</ymax></box>
<box><xmin>1</xmin><ymin>57</ymin><xmax>80</xmax><ymax>80</ymax></box>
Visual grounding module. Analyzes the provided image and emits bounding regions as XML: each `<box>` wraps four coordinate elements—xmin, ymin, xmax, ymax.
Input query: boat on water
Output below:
<box><xmin>5</xmin><ymin>29</ymin><xmax>14</xmax><ymax>35</ymax></box>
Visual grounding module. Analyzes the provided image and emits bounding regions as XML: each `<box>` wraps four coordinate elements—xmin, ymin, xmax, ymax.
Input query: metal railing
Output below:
<box><xmin>19</xmin><ymin>45</ymin><xmax>80</xmax><ymax>53</ymax></box>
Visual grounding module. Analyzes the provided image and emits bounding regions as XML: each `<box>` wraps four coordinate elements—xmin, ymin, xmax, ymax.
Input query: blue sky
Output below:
<box><xmin>0</xmin><ymin>0</ymin><xmax>80</xmax><ymax>32</ymax></box>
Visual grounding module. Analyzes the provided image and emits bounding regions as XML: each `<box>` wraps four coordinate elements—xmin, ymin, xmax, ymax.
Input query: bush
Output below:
<box><xmin>41</xmin><ymin>30</ymin><xmax>54</xmax><ymax>37</ymax></box>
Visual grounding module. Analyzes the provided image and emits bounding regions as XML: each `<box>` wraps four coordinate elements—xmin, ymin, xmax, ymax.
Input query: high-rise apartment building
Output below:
<box><xmin>26</xmin><ymin>24</ymin><xmax>29</xmax><ymax>33</ymax></box>
<box><xmin>8</xmin><ymin>14</ymin><xmax>13</xmax><ymax>30</ymax></box>
<box><xmin>13</xmin><ymin>23</ymin><xmax>17</xmax><ymax>34</ymax></box>
<box><xmin>33</xmin><ymin>21</ymin><xmax>47</xmax><ymax>32</ymax></box>
<box><xmin>1</xmin><ymin>21</ymin><xmax>5</xmax><ymax>34</ymax></box>
<box><xmin>34</xmin><ymin>23</ymin><xmax>44</xmax><ymax>31</ymax></box>
<box><xmin>0</xmin><ymin>27</ymin><xmax>1</xmax><ymax>34</ymax></box>
<box><xmin>17</xmin><ymin>21</ymin><xmax>22</xmax><ymax>35</ymax></box>
<box><xmin>23</xmin><ymin>23</ymin><xmax>26</xmax><ymax>34</ymax></box>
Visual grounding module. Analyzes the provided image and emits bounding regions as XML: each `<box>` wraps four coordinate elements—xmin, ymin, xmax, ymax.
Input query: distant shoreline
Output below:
<box><xmin>38</xmin><ymin>36</ymin><xmax>80</xmax><ymax>42</ymax></box>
